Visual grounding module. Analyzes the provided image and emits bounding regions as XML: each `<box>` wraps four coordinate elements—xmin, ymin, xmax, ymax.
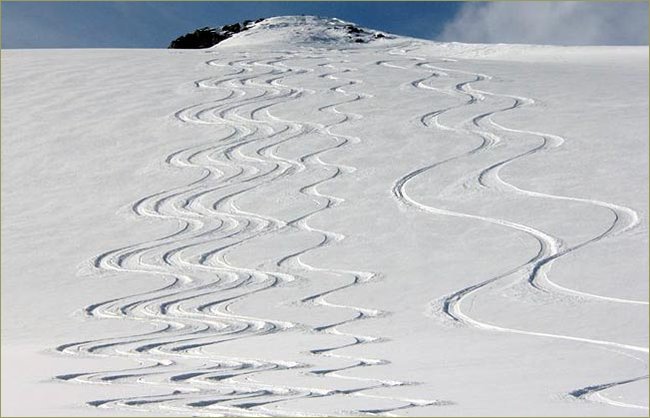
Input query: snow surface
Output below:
<box><xmin>1</xmin><ymin>15</ymin><xmax>648</xmax><ymax>416</ymax></box>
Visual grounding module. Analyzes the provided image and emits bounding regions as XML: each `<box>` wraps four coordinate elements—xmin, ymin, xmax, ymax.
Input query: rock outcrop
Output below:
<box><xmin>168</xmin><ymin>18</ymin><xmax>264</xmax><ymax>49</ymax></box>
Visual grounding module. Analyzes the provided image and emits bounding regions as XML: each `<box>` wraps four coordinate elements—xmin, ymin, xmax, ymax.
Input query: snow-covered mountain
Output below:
<box><xmin>169</xmin><ymin>16</ymin><xmax>390</xmax><ymax>48</ymax></box>
<box><xmin>2</xmin><ymin>15</ymin><xmax>648</xmax><ymax>416</ymax></box>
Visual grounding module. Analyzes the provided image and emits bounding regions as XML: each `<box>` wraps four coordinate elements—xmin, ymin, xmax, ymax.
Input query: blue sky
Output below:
<box><xmin>2</xmin><ymin>1</ymin><xmax>648</xmax><ymax>48</ymax></box>
<box><xmin>1</xmin><ymin>2</ymin><xmax>460</xmax><ymax>48</ymax></box>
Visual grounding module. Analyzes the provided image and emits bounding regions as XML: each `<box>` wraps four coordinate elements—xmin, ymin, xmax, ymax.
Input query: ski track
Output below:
<box><xmin>54</xmin><ymin>40</ymin><xmax>647</xmax><ymax>414</ymax></box>
<box><xmin>57</xmin><ymin>46</ymin><xmax>450</xmax><ymax>416</ymax></box>
<box><xmin>569</xmin><ymin>373</ymin><xmax>650</xmax><ymax>411</ymax></box>
<box><xmin>385</xmin><ymin>42</ymin><xmax>648</xmax><ymax>407</ymax></box>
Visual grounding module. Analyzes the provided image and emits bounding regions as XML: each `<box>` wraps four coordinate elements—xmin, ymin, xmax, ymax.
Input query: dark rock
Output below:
<box><xmin>345</xmin><ymin>24</ymin><xmax>365</xmax><ymax>34</ymax></box>
<box><xmin>169</xmin><ymin>27</ymin><xmax>226</xmax><ymax>49</ymax></box>
<box><xmin>221</xmin><ymin>23</ymin><xmax>243</xmax><ymax>33</ymax></box>
<box><xmin>169</xmin><ymin>18</ymin><xmax>265</xmax><ymax>49</ymax></box>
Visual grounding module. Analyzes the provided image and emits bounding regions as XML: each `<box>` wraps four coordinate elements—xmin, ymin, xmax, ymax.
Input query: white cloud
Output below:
<box><xmin>439</xmin><ymin>2</ymin><xmax>649</xmax><ymax>45</ymax></box>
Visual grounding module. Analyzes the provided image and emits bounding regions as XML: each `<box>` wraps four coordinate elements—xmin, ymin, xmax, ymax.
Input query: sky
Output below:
<box><xmin>2</xmin><ymin>1</ymin><xmax>648</xmax><ymax>49</ymax></box>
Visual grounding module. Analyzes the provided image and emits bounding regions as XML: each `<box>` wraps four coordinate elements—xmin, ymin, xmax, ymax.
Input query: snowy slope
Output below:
<box><xmin>2</xmin><ymin>16</ymin><xmax>648</xmax><ymax>416</ymax></box>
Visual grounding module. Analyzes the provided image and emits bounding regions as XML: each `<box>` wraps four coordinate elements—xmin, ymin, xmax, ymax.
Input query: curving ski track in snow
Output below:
<box><xmin>56</xmin><ymin>47</ymin><xmax>450</xmax><ymax>416</ymax></box>
<box><xmin>49</xmin><ymin>37</ymin><xmax>647</xmax><ymax>414</ymax></box>
<box><xmin>386</xmin><ymin>42</ymin><xmax>648</xmax><ymax>407</ymax></box>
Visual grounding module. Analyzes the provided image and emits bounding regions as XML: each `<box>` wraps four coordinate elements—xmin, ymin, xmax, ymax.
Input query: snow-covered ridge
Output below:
<box><xmin>222</xmin><ymin>16</ymin><xmax>391</xmax><ymax>46</ymax></box>
<box><xmin>170</xmin><ymin>15</ymin><xmax>646</xmax><ymax>61</ymax></box>
<box><xmin>170</xmin><ymin>15</ymin><xmax>394</xmax><ymax>49</ymax></box>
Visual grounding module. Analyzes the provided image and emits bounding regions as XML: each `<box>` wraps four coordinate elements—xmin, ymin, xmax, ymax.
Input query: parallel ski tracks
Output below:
<box><xmin>386</xmin><ymin>42</ymin><xmax>648</xmax><ymax>410</ymax></box>
<box><xmin>56</xmin><ymin>41</ymin><xmax>646</xmax><ymax>414</ymax></box>
<box><xmin>58</xmin><ymin>48</ymin><xmax>448</xmax><ymax>415</ymax></box>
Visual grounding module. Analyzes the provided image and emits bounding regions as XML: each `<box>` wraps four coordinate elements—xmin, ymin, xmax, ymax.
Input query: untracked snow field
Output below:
<box><xmin>2</xmin><ymin>16</ymin><xmax>648</xmax><ymax>417</ymax></box>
